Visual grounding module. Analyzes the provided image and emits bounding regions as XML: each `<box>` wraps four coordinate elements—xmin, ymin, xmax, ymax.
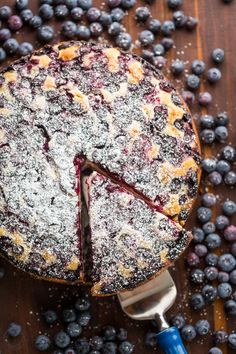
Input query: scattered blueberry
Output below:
<box><xmin>191</xmin><ymin>59</ymin><xmax>206</xmax><ymax>75</ymax></box>
<box><xmin>8</xmin><ymin>15</ymin><xmax>23</xmax><ymax>31</ymax></box>
<box><xmin>197</xmin><ymin>207</ymin><xmax>212</xmax><ymax>223</ymax></box>
<box><xmin>135</xmin><ymin>6</ymin><xmax>150</xmax><ymax>22</ymax></box>
<box><xmin>15</xmin><ymin>0</ymin><xmax>28</xmax><ymax>11</ymax></box>
<box><xmin>86</xmin><ymin>7</ymin><xmax>101</xmax><ymax>22</ymax></box>
<box><xmin>147</xmin><ymin>18</ymin><xmax>161</xmax><ymax>34</ymax></box>
<box><xmin>77</xmin><ymin>0</ymin><xmax>93</xmax><ymax>10</ymax></box>
<box><xmin>139</xmin><ymin>30</ymin><xmax>154</xmax><ymax>46</ymax></box>
<box><xmin>18</xmin><ymin>42</ymin><xmax>33</xmax><ymax>56</ymax></box>
<box><xmin>43</xmin><ymin>310</ymin><xmax>58</xmax><ymax>325</ymax></box>
<box><xmin>224</xmin><ymin>300</ymin><xmax>236</xmax><ymax>316</ymax></box>
<box><xmin>186</xmin><ymin>252</ymin><xmax>200</xmax><ymax>267</ymax></box>
<box><xmin>198</xmin><ymin>92</ymin><xmax>212</xmax><ymax>106</ymax></box>
<box><xmin>181</xmin><ymin>325</ymin><xmax>197</xmax><ymax>341</ymax></box>
<box><xmin>99</xmin><ymin>12</ymin><xmax>112</xmax><ymax>27</ymax></box>
<box><xmin>185</xmin><ymin>16</ymin><xmax>198</xmax><ymax>30</ymax></box>
<box><xmin>71</xmin><ymin>7</ymin><xmax>84</xmax><ymax>21</ymax></box>
<box><xmin>77</xmin><ymin>25</ymin><xmax>91</xmax><ymax>40</ymax></box>
<box><xmin>215</xmin><ymin>126</ymin><xmax>228</xmax><ymax>142</ymax></box>
<box><xmin>161</xmin><ymin>20</ymin><xmax>175</xmax><ymax>36</ymax></box>
<box><xmin>65</xmin><ymin>0</ymin><xmax>78</xmax><ymax>8</ymax></box>
<box><xmin>77</xmin><ymin>311</ymin><xmax>91</xmax><ymax>327</ymax></box>
<box><xmin>0</xmin><ymin>28</ymin><xmax>11</xmax><ymax>42</ymax></box>
<box><xmin>161</xmin><ymin>37</ymin><xmax>174</xmax><ymax>50</ymax></box>
<box><xmin>171</xmin><ymin>59</ymin><xmax>184</xmax><ymax>75</ymax></box>
<box><xmin>213</xmin><ymin>330</ymin><xmax>228</xmax><ymax>344</ymax></box>
<box><xmin>204</xmin><ymin>233</ymin><xmax>221</xmax><ymax>249</ymax></box>
<box><xmin>224</xmin><ymin>225</ymin><xmax>236</xmax><ymax>242</ymax></box>
<box><xmin>39</xmin><ymin>4</ymin><xmax>54</xmax><ymax>20</ymax></box>
<box><xmin>209</xmin><ymin>348</ymin><xmax>222</xmax><ymax>354</ymax></box>
<box><xmin>111</xmin><ymin>8</ymin><xmax>125</xmax><ymax>22</ymax></box>
<box><xmin>194</xmin><ymin>244</ymin><xmax>208</xmax><ymax>257</ymax></box>
<box><xmin>202</xmin><ymin>222</ymin><xmax>216</xmax><ymax>234</ymax></box>
<box><xmin>103</xmin><ymin>326</ymin><xmax>117</xmax><ymax>341</ymax></box>
<box><xmin>208</xmin><ymin>171</ymin><xmax>223</xmax><ymax>186</ymax></box>
<box><xmin>202</xmin><ymin>284</ymin><xmax>217</xmax><ymax>303</ymax></box>
<box><xmin>29</xmin><ymin>15</ymin><xmax>43</xmax><ymax>28</ymax></box>
<box><xmin>7</xmin><ymin>322</ymin><xmax>22</xmax><ymax>337</ymax></box>
<box><xmin>170</xmin><ymin>314</ymin><xmax>186</xmax><ymax>329</ymax></box>
<box><xmin>121</xmin><ymin>0</ymin><xmax>136</xmax><ymax>9</ymax></box>
<box><xmin>223</xmin><ymin>200</ymin><xmax>236</xmax><ymax>216</ymax></box>
<box><xmin>221</xmin><ymin>145</ymin><xmax>236</xmax><ymax>162</ymax></box>
<box><xmin>205</xmin><ymin>253</ymin><xmax>219</xmax><ymax>266</ymax></box>
<box><xmin>0</xmin><ymin>49</ymin><xmax>6</xmax><ymax>63</ymax></box>
<box><xmin>75</xmin><ymin>337</ymin><xmax>90</xmax><ymax>354</ymax></box>
<box><xmin>204</xmin><ymin>267</ymin><xmax>218</xmax><ymax>281</ymax></box>
<box><xmin>218</xmin><ymin>282</ymin><xmax>232</xmax><ymax>298</ymax></box>
<box><xmin>102</xmin><ymin>341</ymin><xmax>117</xmax><ymax>354</ymax></box>
<box><xmin>153</xmin><ymin>43</ymin><xmax>165</xmax><ymax>56</ymax></box>
<box><xmin>218</xmin><ymin>271</ymin><xmax>230</xmax><ymax>283</ymax></box>
<box><xmin>0</xmin><ymin>6</ymin><xmax>12</xmax><ymax>20</ymax></box>
<box><xmin>228</xmin><ymin>333</ymin><xmax>236</xmax><ymax>348</ymax></box>
<box><xmin>173</xmin><ymin>10</ymin><xmax>186</xmax><ymax>28</ymax></box>
<box><xmin>3</xmin><ymin>38</ymin><xmax>19</xmax><ymax>54</ymax></box>
<box><xmin>89</xmin><ymin>22</ymin><xmax>103</xmax><ymax>37</ymax></box>
<box><xmin>144</xmin><ymin>332</ymin><xmax>156</xmax><ymax>348</ymax></box>
<box><xmin>116</xmin><ymin>328</ymin><xmax>128</xmax><ymax>341</ymax></box>
<box><xmin>229</xmin><ymin>269</ymin><xmax>236</xmax><ymax>285</ymax></box>
<box><xmin>37</xmin><ymin>25</ymin><xmax>54</xmax><ymax>43</ymax></box>
<box><xmin>118</xmin><ymin>341</ymin><xmax>134</xmax><ymax>353</ymax></box>
<box><xmin>54</xmin><ymin>331</ymin><xmax>71</xmax><ymax>349</ymax></box>
<box><xmin>186</xmin><ymin>74</ymin><xmax>200</xmax><ymax>90</ymax></box>
<box><xmin>20</xmin><ymin>9</ymin><xmax>33</xmax><ymax>22</ymax></box>
<box><xmin>215</xmin><ymin>215</ymin><xmax>229</xmax><ymax>230</ymax></box>
<box><xmin>224</xmin><ymin>171</ymin><xmax>236</xmax><ymax>186</ymax></box>
<box><xmin>212</xmin><ymin>48</ymin><xmax>225</xmax><ymax>64</ymax></box>
<box><xmin>200</xmin><ymin>129</ymin><xmax>215</xmax><ymax>144</ymax></box>
<box><xmin>89</xmin><ymin>336</ymin><xmax>103</xmax><ymax>350</ymax></box>
<box><xmin>67</xmin><ymin>322</ymin><xmax>82</xmax><ymax>338</ymax></box>
<box><xmin>195</xmin><ymin>319</ymin><xmax>210</xmax><ymax>335</ymax></box>
<box><xmin>35</xmin><ymin>335</ymin><xmax>51</xmax><ymax>351</ymax></box>
<box><xmin>107</xmin><ymin>0</ymin><xmax>122</xmax><ymax>8</ymax></box>
<box><xmin>190</xmin><ymin>293</ymin><xmax>205</xmax><ymax>310</ymax></box>
<box><xmin>215</xmin><ymin>111</ymin><xmax>229</xmax><ymax>126</ymax></box>
<box><xmin>190</xmin><ymin>268</ymin><xmax>205</xmax><ymax>284</ymax></box>
<box><xmin>167</xmin><ymin>0</ymin><xmax>183</xmax><ymax>9</ymax></box>
<box><xmin>115</xmin><ymin>32</ymin><xmax>132</xmax><ymax>50</ymax></box>
<box><xmin>181</xmin><ymin>90</ymin><xmax>195</xmax><ymax>105</ymax></box>
<box><xmin>192</xmin><ymin>227</ymin><xmax>205</xmax><ymax>243</ymax></box>
<box><xmin>54</xmin><ymin>5</ymin><xmax>69</xmax><ymax>19</ymax></box>
<box><xmin>216</xmin><ymin>160</ymin><xmax>231</xmax><ymax>175</ymax></box>
<box><xmin>218</xmin><ymin>253</ymin><xmax>236</xmax><ymax>272</ymax></box>
<box><xmin>200</xmin><ymin>115</ymin><xmax>215</xmax><ymax>129</ymax></box>
<box><xmin>202</xmin><ymin>158</ymin><xmax>217</xmax><ymax>173</ymax></box>
<box><xmin>61</xmin><ymin>21</ymin><xmax>77</xmax><ymax>38</ymax></box>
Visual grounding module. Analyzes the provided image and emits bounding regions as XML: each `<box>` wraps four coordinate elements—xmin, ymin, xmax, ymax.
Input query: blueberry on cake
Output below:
<box><xmin>0</xmin><ymin>41</ymin><xmax>200</xmax><ymax>288</ymax></box>
<box><xmin>83</xmin><ymin>172</ymin><xmax>192</xmax><ymax>296</ymax></box>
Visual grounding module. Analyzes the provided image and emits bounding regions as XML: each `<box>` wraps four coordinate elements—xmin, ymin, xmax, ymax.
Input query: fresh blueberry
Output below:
<box><xmin>54</xmin><ymin>5</ymin><xmax>69</xmax><ymax>19</ymax></box>
<box><xmin>67</xmin><ymin>322</ymin><xmax>82</xmax><ymax>338</ymax></box>
<box><xmin>167</xmin><ymin>0</ymin><xmax>183</xmax><ymax>9</ymax></box>
<box><xmin>218</xmin><ymin>282</ymin><xmax>232</xmax><ymax>298</ymax></box>
<box><xmin>215</xmin><ymin>111</ymin><xmax>229</xmax><ymax>126</ymax></box>
<box><xmin>212</xmin><ymin>48</ymin><xmax>225</xmax><ymax>64</ymax></box>
<box><xmin>43</xmin><ymin>310</ymin><xmax>58</xmax><ymax>324</ymax></box>
<box><xmin>215</xmin><ymin>126</ymin><xmax>228</xmax><ymax>142</ymax></box>
<box><xmin>65</xmin><ymin>0</ymin><xmax>78</xmax><ymax>8</ymax></box>
<box><xmin>161</xmin><ymin>37</ymin><xmax>174</xmax><ymax>50</ymax></box>
<box><xmin>221</xmin><ymin>145</ymin><xmax>236</xmax><ymax>162</ymax></box>
<box><xmin>118</xmin><ymin>341</ymin><xmax>134</xmax><ymax>353</ymax></box>
<box><xmin>115</xmin><ymin>32</ymin><xmax>132</xmax><ymax>50</ymax></box>
<box><xmin>181</xmin><ymin>325</ymin><xmax>196</xmax><ymax>341</ymax></box>
<box><xmin>54</xmin><ymin>331</ymin><xmax>71</xmax><ymax>349</ymax></box>
<box><xmin>29</xmin><ymin>15</ymin><xmax>43</xmax><ymax>28</ymax></box>
<box><xmin>190</xmin><ymin>268</ymin><xmax>205</xmax><ymax>284</ymax></box>
<box><xmin>15</xmin><ymin>0</ymin><xmax>28</xmax><ymax>11</ymax></box>
<box><xmin>215</xmin><ymin>215</ymin><xmax>230</xmax><ymax>230</ymax></box>
<box><xmin>77</xmin><ymin>0</ymin><xmax>93</xmax><ymax>10</ymax></box>
<box><xmin>3</xmin><ymin>38</ymin><xmax>19</xmax><ymax>54</ymax></box>
<box><xmin>99</xmin><ymin>12</ymin><xmax>112</xmax><ymax>27</ymax></box>
<box><xmin>229</xmin><ymin>269</ymin><xmax>236</xmax><ymax>284</ymax></box>
<box><xmin>185</xmin><ymin>16</ymin><xmax>198</xmax><ymax>30</ymax></box>
<box><xmin>71</xmin><ymin>7</ymin><xmax>84</xmax><ymax>20</ymax></box>
<box><xmin>89</xmin><ymin>22</ymin><xmax>103</xmax><ymax>37</ymax></box>
<box><xmin>37</xmin><ymin>25</ymin><xmax>54</xmax><ymax>42</ymax></box>
<box><xmin>204</xmin><ymin>267</ymin><xmax>218</xmax><ymax>281</ymax></box>
<box><xmin>144</xmin><ymin>332</ymin><xmax>156</xmax><ymax>347</ymax></box>
<box><xmin>191</xmin><ymin>59</ymin><xmax>206</xmax><ymax>75</ymax></box>
<box><xmin>190</xmin><ymin>293</ymin><xmax>205</xmax><ymax>310</ymax></box>
<box><xmin>35</xmin><ymin>335</ymin><xmax>51</xmax><ymax>351</ymax></box>
<box><xmin>40</xmin><ymin>0</ymin><xmax>53</xmax><ymax>3</ymax></box>
<box><xmin>61</xmin><ymin>21</ymin><xmax>77</xmax><ymax>38</ymax></box>
<box><xmin>77</xmin><ymin>25</ymin><xmax>91</xmax><ymax>40</ymax></box>
<box><xmin>141</xmin><ymin>49</ymin><xmax>154</xmax><ymax>61</ymax></box>
<box><xmin>87</xmin><ymin>7</ymin><xmax>101</xmax><ymax>22</ymax></box>
<box><xmin>209</xmin><ymin>348</ymin><xmax>222</xmax><ymax>354</ymax></box>
<box><xmin>8</xmin><ymin>15</ymin><xmax>23</xmax><ymax>31</ymax></box>
<box><xmin>218</xmin><ymin>271</ymin><xmax>230</xmax><ymax>283</ymax></box>
<box><xmin>202</xmin><ymin>222</ymin><xmax>216</xmax><ymax>235</ymax></box>
<box><xmin>231</xmin><ymin>243</ymin><xmax>236</xmax><ymax>257</ymax></box>
<box><xmin>202</xmin><ymin>158</ymin><xmax>217</xmax><ymax>173</ymax></box>
<box><xmin>195</xmin><ymin>319</ymin><xmax>210</xmax><ymax>335</ymax></box>
<box><xmin>0</xmin><ymin>28</ymin><xmax>11</xmax><ymax>42</ymax></box>
<box><xmin>107</xmin><ymin>0</ymin><xmax>122</xmax><ymax>8</ymax></box>
<box><xmin>218</xmin><ymin>253</ymin><xmax>236</xmax><ymax>272</ymax></box>
<box><xmin>186</xmin><ymin>252</ymin><xmax>200</xmax><ymax>267</ymax></box>
<box><xmin>200</xmin><ymin>115</ymin><xmax>215</xmax><ymax>129</ymax></box>
<box><xmin>147</xmin><ymin>19</ymin><xmax>161</xmax><ymax>34</ymax></box>
<box><xmin>121</xmin><ymin>0</ymin><xmax>136</xmax><ymax>9</ymax></box>
<box><xmin>224</xmin><ymin>300</ymin><xmax>236</xmax><ymax>316</ymax></box>
<box><xmin>173</xmin><ymin>11</ymin><xmax>186</xmax><ymax>28</ymax></box>
<box><xmin>198</xmin><ymin>92</ymin><xmax>212</xmax><ymax>106</ymax></box>
<box><xmin>75</xmin><ymin>338</ymin><xmax>90</xmax><ymax>354</ymax></box>
<box><xmin>89</xmin><ymin>336</ymin><xmax>103</xmax><ymax>350</ymax></box>
<box><xmin>224</xmin><ymin>225</ymin><xmax>236</xmax><ymax>242</ymax></box>
<box><xmin>103</xmin><ymin>326</ymin><xmax>116</xmax><ymax>341</ymax></box>
<box><xmin>102</xmin><ymin>342</ymin><xmax>117</xmax><ymax>354</ymax></box>
<box><xmin>192</xmin><ymin>227</ymin><xmax>205</xmax><ymax>243</ymax></box>
<box><xmin>77</xmin><ymin>311</ymin><xmax>91</xmax><ymax>326</ymax></box>
<box><xmin>108</xmin><ymin>22</ymin><xmax>124</xmax><ymax>36</ymax></box>
<box><xmin>224</xmin><ymin>171</ymin><xmax>236</xmax><ymax>186</ymax></box>
<box><xmin>18</xmin><ymin>42</ymin><xmax>33</xmax><ymax>56</ymax></box>
<box><xmin>181</xmin><ymin>90</ymin><xmax>195</xmax><ymax>104</ymax></box>
<box><xmin>0</xmin><ymin>49</ymin><xmax>6</xmax><ymax>63</ymax></box>
<box><xmin>186</xmin><ymin>74</ymin><xmax>200</xmax><ymax>90</ymax></box>
<box><xmin>200</xmin><ymin>129</ymin><xmax>215</xmax><ymax>144</ymax></box>
<box><xmin>197</xmin><ymin>207</ymin><xmax>212</xmax><ymax>223</ymax></box>
<box><xmin>139</xmin><ymin>30</ymin><xmax>154</xmax><ymax>46</ymax></box>
<box><xmin>205</xmin><ymin>253</ymin><xmax>218</xmax><ymax>266</ymax></box>
<box><xmin>194</xmin><ymin>244</ymin><xmax>208</xmax><ymax>257</ymax></box>
<box><xmin>39</xmin><ymin>4</ymin><xmax>54</xmax><ymax>20</ymax></box>
<box><xmin>152</xmin><ymin>56</ymin><xmax>166</xmax><ymax>69</ymax></box>
<box><xmin>135</xmin><ymin>6</ymin><xmax>150</xmax><ymax>22</ymax></box>
<box><xmin>171</xmin><ymin>59</ymin><xmax>184</xmax><ymax>75</ymax></box>
<box><xmin>233</xmin><ymin>291</ymin><xmax>236</xmax><ymax>301</ymax></box>
<box><xmin>89</xmin><ymin>351</ymin><xmax>101</xmax><ymax>354</ymax></box>
<box><xmin>0</xmin><ymin>6</ymin><xmax>12</xmax><ymax>20</ymax></box>
<box><xmin>213</xmin><ymin>330</ymin><xmax>228</xmax><ymax>344</ymax></box>
<box><xmin>205</xmin><ymin>233</ymin><xmax>221</xmax><ymax>249</ymax></box>
<box><xmin>64</xmin><ymin>349</ymin><xmax>76</xmax><ymax>354</ymax></box>
<box><xmin>223</xmin><ymin>200</ymin><xmax>236</xmax><ymax>216</ymax></box>
<box><xmin>20</xmin><ymin>9</ymin><xmax>33</xmax><ymax>22</ymax></box>
<box><xmin>228</xmin><ymin>333</ymin><xmax>236</xmax><ymax>348</ymax></box>
<box><xmin>153</xmin><ymin>44</ymin><xmax>165</xmax><ymax>56</ymax></box>
<box><xmin>208</xmin><ymin>171</ymin><xmax>223</xmax><ymax>186</ymax></box>
<box><xmin>116</xmin><ymin>328</ymin><xmax>128</xmax><ymax>341</ymax></box>
<box><xmin>202</xmin><ymin>284</ymin><xmax>217</xmax><ymax>303</ymax></box>
<box><xmin>161</xmin><ymin>20</ymin><xmax>175</xmax><ymax>36</ymax></box>
<box><xmin>216</xmin><ymin>160</ymin><xmax>231</xmax><ymax>175</ymax></box>
<box><xmin>7</xmin><ymin>322</ymin><xmax>22</xmax><ymax>337</ymax></box>
<box><xmin>111</xmin><ymin>8</ymin><xmax>125</xmax><ymax>22</ymax></box>
<box><xmin>170</xmin><ymin>314</ymin><xmax>185</xmax><ymax>329</ymax></box>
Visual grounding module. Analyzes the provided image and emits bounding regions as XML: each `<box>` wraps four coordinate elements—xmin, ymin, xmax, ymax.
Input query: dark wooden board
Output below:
<box><xmin>0</xmin><ymin>0</ymin><xmax>236</xmax><ymax>353</ymax></box>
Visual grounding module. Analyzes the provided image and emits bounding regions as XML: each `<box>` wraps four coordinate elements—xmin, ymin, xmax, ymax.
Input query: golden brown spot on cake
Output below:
<box><xmin>0</xmin><ymin>129</ymin><xmax>6</xmax><ymax>143</ymax></box>
<box><xmin>43</xmin><ymin>76</ymin><xmax>56</xmax><ymax>90</ymax></box>
<box><xmin>0</xmin><ymin>227</ymin><xmax>6</xmax><ymax>237</ymax></box>
<box><xmin>0</xmin><ymin>108</ymin><xmax>11</xmax><ymax>116</ymax></box>
<box><xmin>69</xmin><ymin>89</ymin><xmax>90</xmax><ymax>112</ymax></box>
<box><xmin>142</xmin><ymin>104</ymin><xmax>154</xmax><ymax>122</ymax></box>
<box><xmin>160</xmin><ymin>158</ymin><xmax>198</xmax><ymax>185</ymax></box>
<box><xmin>91</xmin><ymin>283</ymin><xmax>102</xmax><ymax>295</ymax></box>
<box><xmin>3</xmin><ymin>71</ymin><xmax>17</xmax><ymax>83</ymax></box>
<box><xmin>118</xmin><ymin>264</ymin><xmax>133</xmax><ymax>278</ymax></box>
<box><xmin>147</xmin><ymin>144</ymin><xmax>160</xmax><ymax>160</ymax></box>
<box><xmin>128</xmin><ymin>61</ymin><xmax>144</xmax><ymax>85</ymax></box>
<box><xmin>160</xmin><ymin>249</ymin><xmax>168</xmax><ymax>263</ymax></box>
<box><xmin>101</xmin><ymin>82</ymin><xmax>128</xmax><ymax>103</ymax></box>
<box><xmin>163</xmin><ymin>124</ymin><xmax>184</xmax><ymax>138</ymax></box>
<box><xmin>66</xmin><ymin>255</ymin><xmax>81</xmax><ymax>271</ymax></box>
<box><xmin>137</xmin><ymin>259</ymin><xmax>147</xmax><ymax>269</ymax></box>
<box><xmin>58</xmin><ymin>45</ymin><xmax>80</xmax><ymax>61</ymax></box>
<box><xmin>128</xmin><ymin>121</ymin><xmax>141</xmax><ymax>139</ymax></box>
<box><xmin>31</xmin><ymin>54</ymin><xmax>52</xmax><ymax>68</ymax></box>
<box><xmin>82</xmin><ymin>52</ymin><xmax>95</xmax><ymax>67</ymax></box>
<box><xmin>100</xmin><ymin>89</ymin><xmax>113</xmax><ymax>103</ymax></box>
<box><xmin>41</xmin><ymin>250</ymin><xmax>57</xmax><ymax>265</ymax></box>
<box><xmin>104</xmin><ymin>48</ymin><xmax>120</xmax><ymax>73</ymax></box>
<box><xmin>159</xmin><ymin>90</ymin><xmax>185</xmax><ymax>124</ymax></box>
<box><xmin>164</xmin><ymin>195</ymin><xmax>181</xmax><ymax>216</ymax></box>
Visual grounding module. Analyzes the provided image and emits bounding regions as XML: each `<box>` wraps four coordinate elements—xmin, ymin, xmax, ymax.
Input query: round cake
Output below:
<box><xmin>0</xmin><ymin>41</ymin><xmax>201</xmax><ymax>294</ymax></box>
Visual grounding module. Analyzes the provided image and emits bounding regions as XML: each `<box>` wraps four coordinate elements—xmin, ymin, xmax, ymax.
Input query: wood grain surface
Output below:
<box><xmin>0</xmin><ymin>0</ymin><xmax>236</xmax><ymax>353</ymax></box>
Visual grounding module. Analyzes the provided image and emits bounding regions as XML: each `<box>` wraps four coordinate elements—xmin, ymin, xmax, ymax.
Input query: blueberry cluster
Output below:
<box><xmin>199</xmin><ymin>112</ymin><xmax>229</xmax><ymax>145</ymax></box>
<box><xmin>202</xmin><ymin>145</ymin><xmax>236</xmax><ymax>186</ymax></box>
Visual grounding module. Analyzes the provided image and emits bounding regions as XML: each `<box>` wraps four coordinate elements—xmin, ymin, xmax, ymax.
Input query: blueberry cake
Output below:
<box><xmin>83</xmin><ymin>172</ymin><xmax>192</xmax><ymax>296</ymax></box>
<box><xmin>0</xmin><ymin>41</ymin><xmax>200</xmax><ymax>288</ymax></box>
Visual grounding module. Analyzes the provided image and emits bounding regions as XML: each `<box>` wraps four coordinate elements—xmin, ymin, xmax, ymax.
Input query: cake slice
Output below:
<box><xmin>83</xmin><ymin>172</ymin><xmax>192</xmax><ymax>296</ymax></box>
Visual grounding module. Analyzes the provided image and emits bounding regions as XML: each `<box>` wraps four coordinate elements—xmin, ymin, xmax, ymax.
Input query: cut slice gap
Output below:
<box><xmin>82</xmin><ymin>170</ymin><xmax>192</xmax><ymax>296</ymax></box>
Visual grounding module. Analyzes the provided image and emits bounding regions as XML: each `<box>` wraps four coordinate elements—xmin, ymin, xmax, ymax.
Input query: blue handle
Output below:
<box><xmin>156</xmin><ymin>327</ymin><xmax>187</xmax><ymax>354</ymax></box>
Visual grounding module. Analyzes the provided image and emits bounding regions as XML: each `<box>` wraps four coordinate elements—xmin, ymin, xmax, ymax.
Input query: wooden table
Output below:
<box><xmin>0</xmin><ymin>0</ymin><xmax>236</xmax><ymax>353</ymax></box>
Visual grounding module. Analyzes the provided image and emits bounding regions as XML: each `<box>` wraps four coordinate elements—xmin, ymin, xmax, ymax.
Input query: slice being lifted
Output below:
<box><xmin>83</xmin><ymin>171</ymin><xmax>192</xmax><ymax>296</ymax></box>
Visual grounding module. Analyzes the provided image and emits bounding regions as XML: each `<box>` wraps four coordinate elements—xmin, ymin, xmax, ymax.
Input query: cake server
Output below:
<box><xmin>118</xmin><ymin>270</ymin><xmax>187</xmax><ymax>353</ymax></box>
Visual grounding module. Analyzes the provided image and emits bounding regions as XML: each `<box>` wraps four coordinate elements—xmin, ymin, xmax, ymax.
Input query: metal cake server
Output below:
<box><xmin>118</xmin><ymin>270</ymin><xmax>187</xmax><ymax>354</ymax></box>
